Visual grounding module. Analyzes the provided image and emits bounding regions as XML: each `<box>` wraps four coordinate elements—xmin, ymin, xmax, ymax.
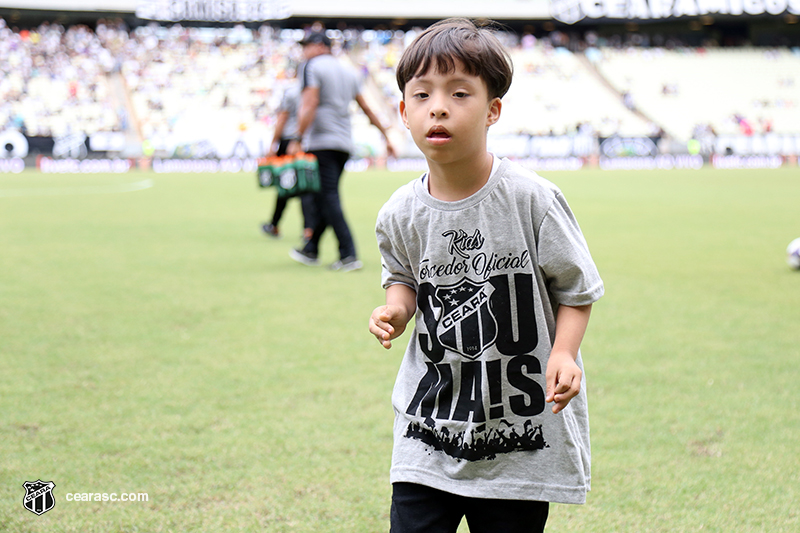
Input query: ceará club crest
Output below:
<box><xmin>22</xmin><ymin>480</ymin><xmax>56</xmax><ymax>515</ymax></box>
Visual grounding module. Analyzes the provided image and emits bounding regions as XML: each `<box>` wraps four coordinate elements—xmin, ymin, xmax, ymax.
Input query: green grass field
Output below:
<box><xmin>1</xmin><ymin>166</ymin><xmax>798</xmax><ymax>532</ymax></box>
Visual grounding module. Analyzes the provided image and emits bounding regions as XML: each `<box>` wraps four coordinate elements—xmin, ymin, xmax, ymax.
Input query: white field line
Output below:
<box><xmin>0</xmin><ymin>179</ymin><xmax>154</xmax><ymax>198</ymax></box>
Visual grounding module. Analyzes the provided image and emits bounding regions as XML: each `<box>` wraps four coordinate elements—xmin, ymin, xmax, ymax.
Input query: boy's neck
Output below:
<box><xmin>427</xmin><ymin>152</ymin><xmax>494</xmax><ymax>202</ymax></box>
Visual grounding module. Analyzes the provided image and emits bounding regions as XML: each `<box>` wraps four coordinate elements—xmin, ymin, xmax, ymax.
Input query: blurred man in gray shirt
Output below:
<box><xmin>288</xmin><ymin>30</ymin><xmax>395</xmax><ymax>272</ymax></box>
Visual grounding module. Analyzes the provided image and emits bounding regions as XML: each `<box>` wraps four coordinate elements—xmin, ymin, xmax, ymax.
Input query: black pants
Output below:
<box><xmin>300</xmin><ymin>149</ymin><xmax>355</xmax><ymax>260</ymax></box>
<box><xmin>271</xmin><ymin>194</ymin><xmax>316</xmax><ymax>231</ymax></box>
<box><xmin>390</xmin><ymin>483</ymin><xmax>549</xmax><ymax>533</ymax></box>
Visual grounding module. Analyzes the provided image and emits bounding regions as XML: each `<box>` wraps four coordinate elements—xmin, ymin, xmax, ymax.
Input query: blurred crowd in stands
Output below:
<box><xmin>0</xmin><ymin>18</ymin><xmax>119</xmax><ymax>137</ymax></box>
<box><xmin>1</xmin><ymin>16</ymin><xmax>799</xmax><ymax>159</ymax></box>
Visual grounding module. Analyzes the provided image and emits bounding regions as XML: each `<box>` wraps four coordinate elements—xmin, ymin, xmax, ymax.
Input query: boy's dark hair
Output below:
<box><xmin>396</xmin><ymin>18</ymin><xmax>513</xmax><ymax>100</ymax></box>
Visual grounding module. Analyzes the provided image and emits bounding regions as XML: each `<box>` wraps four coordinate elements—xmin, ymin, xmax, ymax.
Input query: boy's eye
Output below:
<box><xmin>413</xmin><ymin>92</ymin><xmax>429</xmax><ymax>99</ymax></box>
<box><xmin>453</xmin><ymin>91</ymin><xmax>469</xmax><ymax>98</ymax></box>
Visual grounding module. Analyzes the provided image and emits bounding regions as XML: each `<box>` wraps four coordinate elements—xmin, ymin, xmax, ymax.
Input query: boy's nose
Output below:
<box><xmin>429</xmin><ymin>94</ymin><xmax>448</xmax><ymax>118</ymax></box>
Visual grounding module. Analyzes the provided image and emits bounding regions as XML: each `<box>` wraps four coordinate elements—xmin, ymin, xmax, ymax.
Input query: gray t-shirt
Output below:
<box><xmin>300</xmin><ymin>53</ymin><xmax>361</xmax><ymax>153</ymax></box>
<box><xmin>376</xmin><ymin>157</ymin><xmax>604</xmax><ymax>504</ymax></box>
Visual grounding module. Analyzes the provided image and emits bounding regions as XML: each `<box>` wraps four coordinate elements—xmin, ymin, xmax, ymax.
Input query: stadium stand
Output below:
<box><xmin>2</xmin><ymin>12</ymin><xmax>799</xmax><ymax>162</ymax></box>
<box><xmin>112</xmin><ymin>24</ymin><xmax>297</xmax><ymax>155</ymax></box>
<box><xmin>500</xmin><ymin>45</ymin><xmax>654</xmax><ymax>137</ymax></box>
<box><xmin>0</xmin><ymin>19</ymin><xmax>121</xmax><ymax>138</ymax></box>
<box><xmin>592</xmin><ymin>46</ymin><xmax>800</xmax><ymax>140</ymax></box>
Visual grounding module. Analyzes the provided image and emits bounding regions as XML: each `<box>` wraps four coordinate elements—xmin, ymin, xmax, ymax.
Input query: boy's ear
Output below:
<box><xmin>399</xmin><ymin>99</ymin><xmax>409</xmax><ymax>129</ymax></box>
<box><xmin>486</xmin><ymin>97</ymin><xmax>502</xmax><ymax>127</ymax></box>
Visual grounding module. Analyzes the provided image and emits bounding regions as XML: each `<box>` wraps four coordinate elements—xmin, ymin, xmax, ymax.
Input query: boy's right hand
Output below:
<box><xmin>369</xmin><ymin>305</ymin><xmax>409</xmax><ymax>349</ymax></box>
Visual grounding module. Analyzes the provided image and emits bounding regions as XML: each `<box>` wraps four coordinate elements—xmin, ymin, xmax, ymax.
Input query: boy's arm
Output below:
<box><xmin>369</xmin><ymin>283</ymin><xmax>416</xmax><ymax>349</ymax></box>
<box><xmin>545</xmin><ymin>304</ymin><xmax>592</xmax><ymax>414</ymax></box>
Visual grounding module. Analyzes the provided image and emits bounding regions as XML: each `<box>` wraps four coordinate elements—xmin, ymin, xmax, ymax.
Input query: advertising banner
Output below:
<box><xmin>135</xmin><ymin>0</ymin><xmax>291</xmax><ymax>22</ymax></box>
<box><xmin>550</xmin><ymin>0</ymin><xmax>800</xmax><ymax>24</ymax></box>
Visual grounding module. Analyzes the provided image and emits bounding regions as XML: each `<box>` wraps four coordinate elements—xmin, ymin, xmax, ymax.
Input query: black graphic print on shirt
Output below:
<box><xmin>405</xmin><ymin>228</ymin><xmax>549</xmax><ymax>461</ymax></box>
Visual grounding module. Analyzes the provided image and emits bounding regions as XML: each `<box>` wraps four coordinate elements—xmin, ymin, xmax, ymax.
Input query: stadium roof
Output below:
<box><xmin>2</xmin><ymin>0</ymin><xmax>796</xmax><ymax>27</ymax></box>
<box><xmin>0</xmin><ymin>0</ymin><xmax>552</xmax><ymax>19</ymax></box>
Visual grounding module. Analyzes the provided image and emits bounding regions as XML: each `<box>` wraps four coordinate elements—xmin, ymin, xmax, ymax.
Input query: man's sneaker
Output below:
<box><xmin>261</xmin><ymin>223</ymin><xmax>280</xmax><ymax>239</ymax></box>
<box><xmin>329</xmin><ymin>256</ymin><xmax>363</xmax><ymax>272</ymax></box>
<box><xmin>289</xmin><ymin>248</ymin><xmax>320</xmax><ymax>266</ymax></box>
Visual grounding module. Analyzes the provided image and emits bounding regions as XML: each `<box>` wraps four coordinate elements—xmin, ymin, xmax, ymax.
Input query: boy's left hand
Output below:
<box><xmin>545</xmin><ymin>351</ymin><xmax>582</xmax><ymax>414</ymax></box>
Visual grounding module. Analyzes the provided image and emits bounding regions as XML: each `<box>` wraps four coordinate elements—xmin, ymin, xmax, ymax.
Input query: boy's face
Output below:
<box><xmin>400</xmin><ymin>61</ymin><xmax>501</xmax><ymax>167</ymax></box>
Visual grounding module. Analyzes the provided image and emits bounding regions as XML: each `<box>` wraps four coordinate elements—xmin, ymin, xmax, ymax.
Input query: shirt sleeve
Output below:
<box><xmin>376</xmin><ymin>209</ymin><xmax>416</xmax><ymax>291</ymax></box>
<box><xmin>537</xmin><ymin>192</ymin><xmax>604</xmax><ymax>306</ymax></box>
<box><xmin>300</xmin><ymin>58</ymin><xmax>319</xmax><ymax>90</ymax></box>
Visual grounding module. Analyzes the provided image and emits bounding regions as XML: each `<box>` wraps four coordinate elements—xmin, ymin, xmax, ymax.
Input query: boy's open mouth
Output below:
<box><xmin>427</xmin><ymin>126</ymin><xmax>451</xmax><ymax>141</ymax></box>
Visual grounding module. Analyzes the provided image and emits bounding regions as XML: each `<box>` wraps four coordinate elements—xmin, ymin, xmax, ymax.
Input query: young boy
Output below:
<box><xmin>369</xmin><ymin>19</ymin><xmax>604</xmax><ymax>533</ymax></box>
